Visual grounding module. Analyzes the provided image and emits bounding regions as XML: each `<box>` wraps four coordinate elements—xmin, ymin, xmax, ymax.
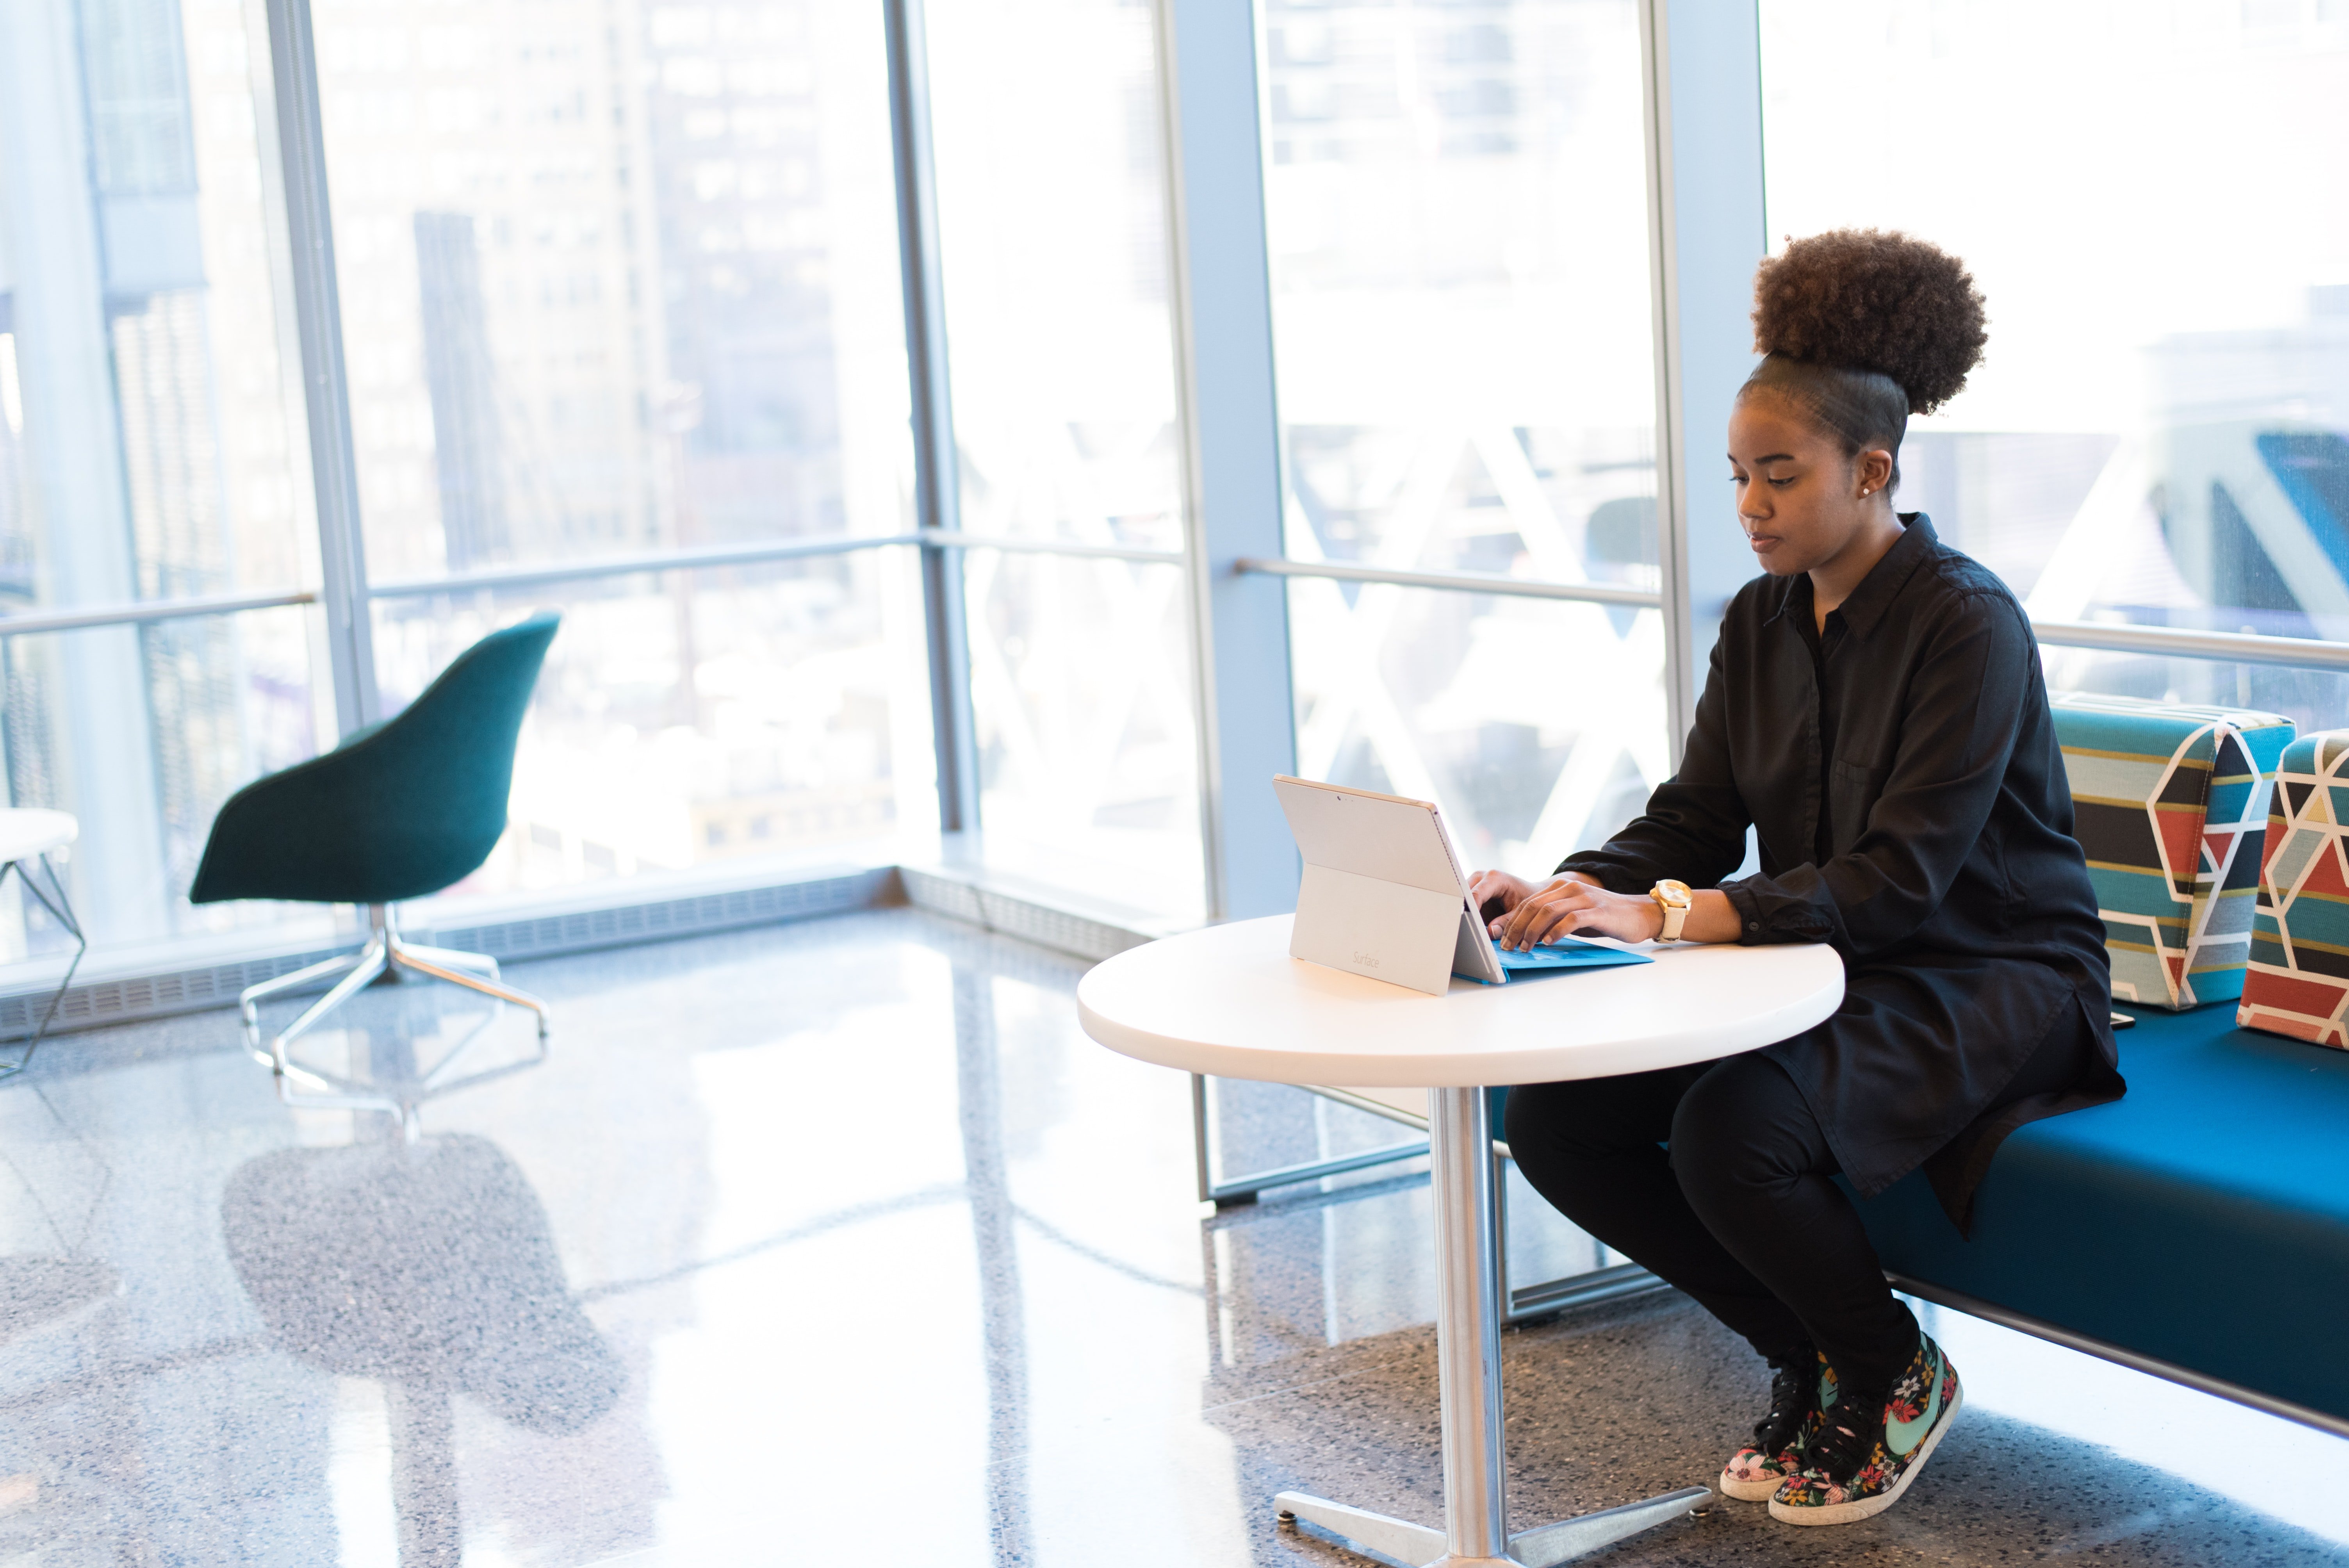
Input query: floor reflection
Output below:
<box><xmin>0</xmin><ymin>1257</ymin><xmax>118</xmax><ymax>1346</ymax></box>
<box><xmin>0</xmin><ymin>908</ymin><xmax>2340</xmax><ymax>1566</ymax></box>
<box><xmin>951</xmin><ymin>960</ymin><xmax>1031</xmax><ymax>1565</ymax></box>
<box><xmin>221</xmin><ymin>1136</ymin><xmax>624</xmax><ymax>1565</ymax></box>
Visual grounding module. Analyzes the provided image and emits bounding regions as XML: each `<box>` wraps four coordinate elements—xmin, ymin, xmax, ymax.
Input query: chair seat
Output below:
<box><xmin>1854</xmin><ymin>1003</ymin><xmax>2349</xmax><ymax>1422</ymax></box>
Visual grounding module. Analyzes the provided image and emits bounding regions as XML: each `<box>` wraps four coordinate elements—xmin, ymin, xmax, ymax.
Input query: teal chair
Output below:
<box><xmin>192</xmin><ymin>612</ymin><xmax>560</xmax><ymax>1124</ymax></box>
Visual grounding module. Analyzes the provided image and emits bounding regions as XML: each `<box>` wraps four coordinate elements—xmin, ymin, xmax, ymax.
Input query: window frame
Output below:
<box><xmin>19</xmin><ymin>0</ymin><xmax>2338</xmax><ymax>954</ymax></box>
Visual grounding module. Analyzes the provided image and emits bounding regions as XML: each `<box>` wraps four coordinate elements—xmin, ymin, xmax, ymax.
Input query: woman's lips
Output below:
<box><xmin>1747</xmin><ymin>533</ymin><xmax>1779</xmax><ymax>553</ymax></box>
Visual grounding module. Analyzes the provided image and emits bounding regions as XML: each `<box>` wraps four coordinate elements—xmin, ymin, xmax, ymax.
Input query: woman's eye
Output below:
<box><xmin>1769</xmin><ymin>476</ymin><xmax>1795</xmax><ymax>488</ymax></box>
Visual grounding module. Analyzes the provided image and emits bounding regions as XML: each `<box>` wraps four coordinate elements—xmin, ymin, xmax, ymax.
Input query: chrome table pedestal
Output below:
<box><xmin>1274</xmin><ymin>1087</ymin><xmax>1711</xmax><ymax>1567</ymax></box>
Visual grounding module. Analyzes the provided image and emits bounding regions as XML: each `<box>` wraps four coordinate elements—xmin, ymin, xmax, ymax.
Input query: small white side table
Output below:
<box><xmin>1079</xmin><ymin>914</ymin><xmax>1843</xmax><ymax>1568</ymax></box>
<box><xmin>0</xmin><ymin>808</ymin><xmax>84</xmax><ymax>1078</ymax></box>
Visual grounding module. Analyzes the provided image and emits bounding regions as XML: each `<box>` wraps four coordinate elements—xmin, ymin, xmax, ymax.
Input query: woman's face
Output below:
<box><xmin>1726</xmin><ymin>392</ymin><xmax>1895</xmax><ymax>577</ymax></box>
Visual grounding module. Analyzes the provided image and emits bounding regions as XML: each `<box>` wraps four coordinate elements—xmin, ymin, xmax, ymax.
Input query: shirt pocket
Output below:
<box><xmin>1828</xmin><ymin>756</ymin><xmax>1892</xmax><ymax>855</ymax></box>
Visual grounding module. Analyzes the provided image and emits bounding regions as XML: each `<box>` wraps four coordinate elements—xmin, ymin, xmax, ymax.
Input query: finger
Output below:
<box><xmin>1538</xmin><ymin>888</ymin><xmax>1609</xmax><ymax>945</ymax></box>
<box><xmin>1503</xmin><ymin>878</ymin><xmax>1597</xmax><ymax>948</ymax></box>
<box><xmin>1502</xmin><ymin>885</ymin><xmax>1566</xmax><ymax>949</ymax></box>
<box><xmin>1471</xmin><ymin>873</ymin><xmax>1510</xmax><ymax>921</ymax></box>
<box><xmin>1521</xmin><ymin>902</ymin><xmax>1576</xmax><ymax>948</ymax></box>
<box><xmin>1515</xmin><ymin>889</ymin><xmax>1585</xmax><ymax>949</ymax></box>
<box><xmin>1496</xmin><ymin>889</ymin><xmax>1537</xmax><ymax>948</ymax></box>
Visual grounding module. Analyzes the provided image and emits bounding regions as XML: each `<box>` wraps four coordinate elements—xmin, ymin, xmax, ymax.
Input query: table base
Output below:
<box><xmin>1271</xmin><ymin>1087</ymin><xmax>1712</xmax><ymax>1567</ymax></box>
<box><xmin>1276</xmin><ymin>1484</ymin><xmax>1712</xmax><ymax>1568</ymax></box>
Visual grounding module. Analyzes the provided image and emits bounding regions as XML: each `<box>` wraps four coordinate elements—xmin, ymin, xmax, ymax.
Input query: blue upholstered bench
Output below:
<box><xmin>1209</xmin><ymin>1006</ymin><xmax>2349</xmax><ymax>1431</ymax></box>
<box><xmin>1852</xmin><ymin>1002</ymin><xmax>2349</xmax><ymax>1433</ymax></box>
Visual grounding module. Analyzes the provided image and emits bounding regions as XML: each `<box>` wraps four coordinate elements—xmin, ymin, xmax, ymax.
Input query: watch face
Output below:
<box><xmin>1654</xmin><ymin>878</ymin><xmax>1693</xmax><ymax>907</ymax></box>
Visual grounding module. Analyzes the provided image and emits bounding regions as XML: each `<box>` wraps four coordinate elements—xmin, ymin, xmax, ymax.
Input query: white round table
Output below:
<box><xmin>0</xmin><ymin>808</ymin><xmax>84</xmax><ymax>1077</ymax></box>
<box><xmin>1079</xmin><ymin>914</ymin><xmax>1844</xmax><ymax>1568</ymax></box>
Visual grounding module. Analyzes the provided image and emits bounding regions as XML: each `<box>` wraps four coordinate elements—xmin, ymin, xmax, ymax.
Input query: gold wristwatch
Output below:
<box><xmin>1650</xmin><ymin>879</ymin><xmax>1693</xmax><ymax>942</ymax></box>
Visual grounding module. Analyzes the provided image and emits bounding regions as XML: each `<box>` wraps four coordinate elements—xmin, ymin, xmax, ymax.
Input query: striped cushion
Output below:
<box><xmin>2240</xmin><ymin>732</ymin><xmax>2349</xmax><ymax>1048</ymax></box>
<box><xmin>2051</xmin><ymin>693</ymin><xmax>2296</xmax><ymax>1010</ymax></box>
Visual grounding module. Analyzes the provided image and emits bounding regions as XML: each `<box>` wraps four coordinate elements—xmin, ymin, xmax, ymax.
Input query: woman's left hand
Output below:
<box><xmin>1493</xmin><ymin>878</ymin><xmax>1665</xmax><ymax>950</ymax></box>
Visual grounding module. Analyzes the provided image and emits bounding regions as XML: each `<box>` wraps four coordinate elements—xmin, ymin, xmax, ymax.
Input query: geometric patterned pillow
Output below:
<box><xmin>2239</xmin><ymin>731</ymin><xmax>2349</xmax><ymax>1047</ymax></box>
<box><xmin>2051</xmin><ymin>693</ymin><xmax>2296</xmax><ymax>1010</ymax></box>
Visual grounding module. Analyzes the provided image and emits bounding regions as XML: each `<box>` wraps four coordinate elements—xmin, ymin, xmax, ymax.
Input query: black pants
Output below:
<box><xmin>1504</xmin><ymin>1017</ymin><xmax>2092</xmax><ymax>1397</ymax></box>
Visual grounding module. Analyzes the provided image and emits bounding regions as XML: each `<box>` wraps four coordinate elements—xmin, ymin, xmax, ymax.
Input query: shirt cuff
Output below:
<box><xmin>1554</xmin><ymin>857</ymin><xmax>1646</xmax><ymax>896</ymax></box>
<box><xmin>1722</xmin><ymin>878</ymin><xmax>1770</xmax><ymax>944</ymax></box>
<box><xmin>1720</xmin><ymin>872</ymin><xmax>1838</xmax><ymax>945</ymax></box>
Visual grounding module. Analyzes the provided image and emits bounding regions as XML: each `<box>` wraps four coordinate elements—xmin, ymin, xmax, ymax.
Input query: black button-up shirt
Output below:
<box><xmin>1561</xmin><ymin>515</ymin><xmax>2121</xmax><ymax>1220</ymax></box>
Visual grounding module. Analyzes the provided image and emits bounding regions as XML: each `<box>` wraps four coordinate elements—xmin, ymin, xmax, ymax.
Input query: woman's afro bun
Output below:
<box><xmin>1751</xmin><ymin>230</ymin><xmax>1987</xmax><ymax>416</ymax></box>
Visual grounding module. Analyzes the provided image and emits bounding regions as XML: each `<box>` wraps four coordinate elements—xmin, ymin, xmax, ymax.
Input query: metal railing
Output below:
<box><xmin>12</xmin><ymin>549</ymin><xmax>2349</xmax><ymax>686</ymax></box>
<box><xmin>0</xmin><ymin>532</ymin><xmax>1185</xmax><ymax>638</ymax></box>
<box><xmin>369</xmin><ymin>529</ymin><xmax>1186</xmax><ymax>601</ymax></box>
<box><xmin>2026</xmin><ymin>617</ymin><xmax>2349</xmax><ymax>672</ymax></box>
<box><xmin>1235</xmin><ymin>555</ymin><xmax>1662</xmax><ymax>609</ymax></box>
<box><xmin>12</xmin><ymin>544</ymin><xmax>2349</xmax><ymax>682</ymax></box>
<box><xmin>1234</xmin><ymin>555</ymin><xmax>2349</xmax><ymax>675</ymax></box>
<box><xmin>0</xmin><ymin>588</ymin><xmax>319</xmax><ymax>638</ymax></box>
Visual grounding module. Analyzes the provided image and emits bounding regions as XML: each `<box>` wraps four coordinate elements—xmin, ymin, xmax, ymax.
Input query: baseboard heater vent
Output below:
<box><xmin>0</xmin><ymin>945</ymin><xmax>364</xmax><ymax>1040</ymax></box>
<box><xmin>418</xmin><ymin>868</ymin><xmax>895</xmax><ymax>963</ymax></box>
<box><xmin>0</xmin><ymin>866</ymin><xmax>901</xmax><ymax>1040</ymax></box>
<box><xmin>897</xmin><ymin>866</ymin><xmax>1155</xmax><ymax>962</ymax></box>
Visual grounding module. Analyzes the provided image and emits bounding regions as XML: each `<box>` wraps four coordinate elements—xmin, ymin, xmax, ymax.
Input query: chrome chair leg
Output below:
<box><xmin>393</xmin><ymin>941</ymin><xmax>500</xmax><ymax>980</ymax></box>
<box><xmin>237</xmin><ymin>908</ymin><xmax>550</xmax><ymax>1126</ymax></box>
<box><xmin>389</xmin><ymin>934</ymin><xmax>551</xmax><ymax>1092</ymax></box>
<box><xmin>240</xmin><ymin>945</ymin><xmax>383</xmax><ymax>1069</ymax></box>
<box><xmin>390</xmin><ymin>937</ymin><xmax>549</xmax><ymax>1038</ymax></box>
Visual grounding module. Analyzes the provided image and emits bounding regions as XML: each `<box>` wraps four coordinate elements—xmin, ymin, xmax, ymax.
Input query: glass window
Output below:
<box><xmin>310</xmin><ymin>0</ymin><xmax>914</xmax><ymax>581</ymax></box>
<box><xmin>0</xmin><ymin>0</ymin><xmax>331</xmax><ymax>958</ymax></box>
<box><xmin>1261</xmin><ymin>0</ymin><xmax>1664</xmax><ymax>872</ymax></box>
<box><xmin>309</xmin><ymin>0</ymin><xmax>936</xmax><ymax>910</ymax></box>
<box><xmin>1288</xmin><ymin>582</ymin><xmax>1667</xmax><ymax>879</ymax></box>
<box><xmin>962</xmin><ymin>551</ymin><xmax>1201</xmax><ymax>913</ymax></box>
<box><xmin>1761</xmin><ymin>1</ymin><xmax>2349</xmax><ymax>649</ymax></box>
<box><xmin>0</xmin><ymin>610</ymin><xmax>325</xmax><ymax>963</ymax></box>
<box><xmin>923</xmin><ymin>0</ymin><xmax>1202</xmax><ymax>918</ymax></box>
<box><xmin>383</xmin><ymin>551</ymin><xmax>933</xmax><ymax>917</ymax></box>
<box><xmin>2043</xmin><ymin>648</ymin><xmax>2349</xmax><ymax>750</ymax></box>
<box><xmin>924</xmin><ymin>0</ymin><xmax>1185</xmax><ymax>556</ymax></box>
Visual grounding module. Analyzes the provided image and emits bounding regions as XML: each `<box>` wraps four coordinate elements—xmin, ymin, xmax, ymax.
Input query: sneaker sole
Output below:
<box><xmin>1718</xmin><ymin>1471</ymin><xmax>1787</xmax><ymax>1502</ymax></box>
<box><xmin>1767</xmin><ymin>1383</ymin><xmax>1962</xmax><ymax>1527</ymax></box>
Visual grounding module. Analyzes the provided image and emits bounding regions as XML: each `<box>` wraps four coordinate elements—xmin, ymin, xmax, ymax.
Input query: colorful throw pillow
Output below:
<box><xmin>2050</xmin><ymin>693</ymin><xmax>2297</xmax><ymax>1010</ymax></box>
<box><xmin>2240</xmin><ymin>731</ymin><xmax>2349</xmax><ymax>1048</ymax></box>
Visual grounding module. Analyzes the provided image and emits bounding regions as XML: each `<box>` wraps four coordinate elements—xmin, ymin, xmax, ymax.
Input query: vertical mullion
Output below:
<box><xmin>1640</xmin><ymin>0</ymin><xmax>1767</xmax><ymax>769</ymax></box>
<box><xmin>1640</xmin><ymin>0</ymin><xmax>1693</xmax><ymax>764</ymax></box>
<box><xmin>1157</xmin><ymin>0</ymin><xmax>1298</xmax><ymax>923</ymax></box>
<box><xmin>264</xmin><ymin>0</ymin><xmax>378</xmax><ymax>736</ymax></box>
<box><xmin>884</xmin><ymin>0</ymin><xmax>980</xmax><ymax>836</ymax></box>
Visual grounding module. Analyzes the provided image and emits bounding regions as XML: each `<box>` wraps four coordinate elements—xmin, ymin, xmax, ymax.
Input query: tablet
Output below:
<box><xmin>1272</xmin><ymin>776</ymin><xmax>1653</xmax><ymax>995</ymax></box>
<box><xmin>1272</xmin><ymin>776</ymin><xmax>1507</xmax><ymax>994</ymax></box>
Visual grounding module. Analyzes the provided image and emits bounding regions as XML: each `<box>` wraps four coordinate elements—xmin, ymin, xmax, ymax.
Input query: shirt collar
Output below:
<box><xmin>1761</xmin><ymin>513</ymin><xmax>1938</xmax><ymax>638</ymax></box>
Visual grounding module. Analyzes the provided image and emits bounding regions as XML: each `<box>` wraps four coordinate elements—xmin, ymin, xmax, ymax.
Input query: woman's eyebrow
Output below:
<box><xmin>1732</xmin><ymin>452</ymin><xmax>1797</xmax><ymax>465</ymax></box>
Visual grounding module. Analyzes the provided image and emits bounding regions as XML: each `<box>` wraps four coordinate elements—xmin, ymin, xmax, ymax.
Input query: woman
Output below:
<box><xmin>1469</xmin><ymin>230</ymin><xmax>2122</xmax><ymax>1528</ymax></box>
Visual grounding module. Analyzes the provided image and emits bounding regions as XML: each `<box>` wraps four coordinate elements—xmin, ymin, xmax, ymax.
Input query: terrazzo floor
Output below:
<box><xmin>0</xmin><ymin>906</ymin><xmax>2342</xmax><ymax>1566</ymax></box>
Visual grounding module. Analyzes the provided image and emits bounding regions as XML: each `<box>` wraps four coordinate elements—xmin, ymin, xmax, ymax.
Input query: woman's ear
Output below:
<box><xmin>1856</xmin><ymin>447</ymin><xmax>1895</xmax><ymax>499</ymax></box>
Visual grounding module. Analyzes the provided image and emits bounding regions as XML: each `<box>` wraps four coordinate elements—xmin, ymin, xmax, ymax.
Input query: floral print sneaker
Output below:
<box><xmin>1768</xmin><ymin>1333</ymin><xmax>1962</xmax><ymax>1526</ymax></box>
<box><xmin>1720</xmin><ymin>1349</ymin><xmax>1832</xmax><ymax>1502</ymax></box>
